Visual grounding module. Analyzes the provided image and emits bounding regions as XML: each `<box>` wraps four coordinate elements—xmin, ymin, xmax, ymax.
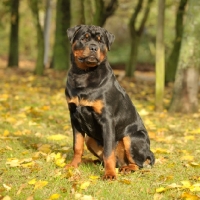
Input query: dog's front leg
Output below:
<box><xmin>102</xmin><ymin>121</ymin><xmax>116</xmax><ymax>180</ymax></box>
<box><xmin>66</xmin><ymin>127</ymin><xmax>85</xmax><ymax>168</ymax></box>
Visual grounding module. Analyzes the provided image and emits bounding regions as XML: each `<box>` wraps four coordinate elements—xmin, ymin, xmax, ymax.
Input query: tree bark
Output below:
<box><xmin>84</xmin><ymin>0</ymin><xmax>118</xmax><ymax>26</ymax></box>
<box><xmin>44</xmin><ymin>0</ymin><xmax>52</xmax><ymax>67</ymax></box>
<box><xmin>70</xmin><ymin>0</ymin><xmax>84</xmax><ymax>26</ymax></box>
<box><xmin>169</xmin><ymin>0</ymin><xmax>200</xmax><ymax>113</ymax></box>
<box><xmin>165</xmin><ymin>0</ymin><xmax>187</xmax><ymax>83</ymax></box>
<box><xmin>29</xmin><ymin>0</ymin><xmax>45</xmax><ymax>75</ymax></box>
<box><xmin>53</xmin><ymin>0</ymin><xmax>70</xmax><ymax>70</ymax></box>
<box><xmin>126</xmin><ymin>0</ymin><xmax>153</xmax><ymax>77</ymax></box>
<box><xmin>8</xmin><ymin>0</ymin><xmax>19</xmax><ymax>67</ymax></box>
<box><xmin>155</xmin><ymin>0</ymin><xmax>165</xmax><ymax>111</ymax></box>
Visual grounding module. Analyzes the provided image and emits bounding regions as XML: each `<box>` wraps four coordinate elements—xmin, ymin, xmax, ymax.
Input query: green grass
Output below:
<box><xmin>0</xmin><ymin>69</ymin><xmax>200</xmax><ymax>200</ymax></box>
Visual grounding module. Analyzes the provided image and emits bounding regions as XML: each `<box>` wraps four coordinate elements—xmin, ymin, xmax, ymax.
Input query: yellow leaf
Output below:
<box><xmin>153</xmin><ymin>148</ymin><xmax>170</xmax><ymax>154</ymax></box>
<box><xmin>181</xmin><ymin>155</ymin><xmax>194</xmax><ymax>161</ymax></box>
<box><xmin>181</xmin><ymin>181</ymin><xmax>191</xmax><ymax>188</ymax></box>
<box><xmin>156</xmin><ymin>187</ymin><xmax>167</xmax><ymax>193</ymax></box>
<box><xmin>190</xmin><ymin>183</ymin><xmax>200</xmax><ymax>192</ymax></box>
<box><xmin>28</xmin><ymin>179</ymin><xmax>37</xmax><ymax>185</ymax></box>
<box><xmin>49</xmin><ymin>193</ymin><xmax>60</xmax><ymax>199</ymax></box>
<box><xmin>21</xmin><ymin>161</ymin><xmax>35</xmax><ymax>168</ymax></box>
<box><xmin>80</xmin><ymin>181</ymin><xmax>90</xmax><ymax>190</ymax></box>
<box><xmin>3</xmin><ymin>130</ymin><xmax>10</xmax><ymax>137</ymax></box>
<box><xmin>2</xmin><ymin>196</ymin><xmax>12</xmax><ymax>200</ymax></box>
<box><xmin>119</xmin><ymin>179</ymin><xmax>131</xmax><ymax>184</ymax></box>
<box><xmin>34</xmin><ymin>180</ymin><xmax>48</xmax><ymax>190</ymax></box>
<box><xmin>181</xmin><ymin>192</ymin><xmax>199</xmax><ymax>200</ymax></box>
<box><xmin>3</xmin><ymin>184</ymin><xmax>11</xmax><ymax>191</ymax></box>
<box><xmin>47</xmin><ymin>134</ymin><xmax>67</xmax><ymax>141</ymax></box>
<box><xmin>89</xmin><ymin>175</ymin><xmax>99</xmax><ymax>180</ymax></box>
<box><xmin>167</xmin><ymin>183</ymin><xmax>181</xmax><ymax>188</ymax></box>
<box><xmin>189</xmin><ymin>162</ymin><xmax>200</xmax><ymax>167</ymax></box>
<box><xmin>55</xmin><ymin>157</ymin><xmax>66</xmax><ymax>167</ymax></box>
<box><xmin>184</xmin><ymin>135</ymin><xmax>195</xmax><ymax>140</ymax></box>
<box><xmin>190</xmin><ymin>128</ymin><xmax>200</xmax><ymax>134</ymax></box>
<box><xmin>6</xmin><ymin>158</ymin><xmax>20</xmax><ymax>167</ymax></box>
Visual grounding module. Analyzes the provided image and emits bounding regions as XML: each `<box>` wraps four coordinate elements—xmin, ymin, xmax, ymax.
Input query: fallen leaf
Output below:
<box><xmin>49</xmin><ymin>193</ymin><xmax>60</xmax><ymax>199</ymax></box>
<box><xmin>2</xmin><ymin>196</ymin><xmax>12</xmax><ymax>200</ymax></box>
<box><xmin>181</xmin><ymin>192</ymin><xmax>199</xmax><ymax>200</ymax></box>
<box><xmin>3</xmin><ymin>184</ymin><xmax>11</xmax><ymax>191</ymax></box>
<box><xmin>156</xmin><ymin>187</ymin><xmax>167</xmax><ymax>193</ymax></box>
<box><xmin>34</xmin><ymin>180</ymin><xmax>48</xmax><ymax>190</ymax></box>
<box><xmin>47</xmin><ymin>134</ymin><xmax>67</xmax><ymax>141</ymax></box>
<box><xmin>28</xmin><ymin>179</ymin><xmax>37</xmax><ymax>185</ymax></box>
<box><xmin>89</xmin><ymin>175</ymin><xmax>99</xmax><ymax>180</ymax></box>
<box><xmin>80</xmin><ymin>181</ymin><xmax>90</xmax><ymax>190</ymax></box>
<box><xmin>190</xmin><ymin>183</ymin><xmax>200</xmax><ymax>192</ymax></box>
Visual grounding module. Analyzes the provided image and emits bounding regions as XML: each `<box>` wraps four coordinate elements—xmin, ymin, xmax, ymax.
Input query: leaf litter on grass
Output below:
<box><xmin>0</xmin><ymin>69</ymin><xmax>200</xmax><ymax>199</ymax></box>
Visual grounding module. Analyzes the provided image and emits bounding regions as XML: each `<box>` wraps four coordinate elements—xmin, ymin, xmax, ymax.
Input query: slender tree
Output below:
<box><xmin>155</xmin><ymin>0</ymin><xmax>165</xmax><ymax>111</ymax></box>
<box><xmin>126</xmin><ymin>0</ymin><xmax>153</xmax><ymax>77</ymax></box>
<box><xmin>44</xmin><ymin>0</ymin><xmax>52</xmax><ymax>67</ymax></box>
<box><xmin>84</xmin><ymin>0</ymin><xmax>118</xmax><ymax>26</ymax></box>
<box><xmin>70</xmin><ymin>0</ymin><xmax>84</xmax><ymax>27</ymax></box>
<box><xmin>53</xmin><ymin>0</ymin><xmax>70</xmax><ymax>70</ymax></box>
<box><xmin>29</xmin><ymin>0</ymin><xmax>45</xmax><ymax>75</ymax></box>
<box><xmin>8</xmin><ymin>0</ymin><xmax>19</xmax><ymax>67</ymax></box>
<box><xmin>169</xmin><ymin>0</ymin><xmax>200</xmax><ymax>113</ymax></box>
<box><xmin>165</xmin><ymin>0</ymin><xmax>187</xmax><ymax>83</ymax></box>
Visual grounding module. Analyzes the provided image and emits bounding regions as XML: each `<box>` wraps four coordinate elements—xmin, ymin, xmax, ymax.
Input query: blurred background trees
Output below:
<box><xmin>0</xmin><ymin>0</ymin><xmax>199</xmax><ymax>113</ymax></box>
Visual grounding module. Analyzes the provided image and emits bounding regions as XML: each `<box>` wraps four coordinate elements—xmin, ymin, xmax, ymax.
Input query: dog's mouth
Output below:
<box><xmin>78</xmin><ymin>56</ymin><xmax>99</xmax><ymax>66</ymax></box>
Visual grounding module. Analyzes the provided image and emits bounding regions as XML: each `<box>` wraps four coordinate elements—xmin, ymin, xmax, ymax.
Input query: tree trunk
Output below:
<box><xmin>165</xmin><ymin>0</ymin><xmax>187</xmax><ymax>83</ymax></box>
<box><xmin>126</xmin><ymin>0</ymin><xmax>153</xmax><ymax>77</ymax></box>
<box><xmin>8</xmin><ymin>0</ymin><xmax>19</xmax><ymax>67</ymax></box>
<box><xmin>84</xmin><ymin>0</ymin><xmax>118</xmax><ymax>26</ymax></box>
<box><xmin>70</xmin><ymin>0</ymin><xmax>84</xmax><ymax>26</ymax></box>
<box><xmin>93</xmin><ymin>0</ymin><xmax>104</xmax><ymax>25</ymax></box>
<box><xmin>126</xmin><ymin>33</ymin><xmax>140</xmax><ymax>76</ymax></box>
<box><xmin>169</xmin><ymin>0</ymin><xmax>200</xmax><ymax>113</ymax></box>
<box><xmin>44</xmin><ymin>0</ymin><xmax>52</xmax><ymax>67</ymax></box>
<box><xmin>29</xmin><ymin>0</ymin><xmax>45</xmax><ymax>75</ymax></box>
<box><xmin>155</xmin><ymin>0</ymin><xmax>165</xmax><ymax>111</ymax></box>
<box><xmin>53</xmin><ymin>0</ymin><xmax>70</xmax><ymax>70</ymax></box>
<box><xmin>84</xmin><ymin>0</ymin><xmax>94</xmax><ymax>24</ymax></box>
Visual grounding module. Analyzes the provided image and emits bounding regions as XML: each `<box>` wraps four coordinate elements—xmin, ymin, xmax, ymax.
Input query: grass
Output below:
<box><xmin>0</xmin><ymin>68</ymin><xmax>200</xmax><ymax>200</ymax></box>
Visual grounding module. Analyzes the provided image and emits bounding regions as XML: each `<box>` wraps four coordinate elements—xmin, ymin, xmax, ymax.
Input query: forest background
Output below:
<box><xmin>0</xmin><ymin>0</ymin><xmax>200</xmax><ymax>199</ymax></box>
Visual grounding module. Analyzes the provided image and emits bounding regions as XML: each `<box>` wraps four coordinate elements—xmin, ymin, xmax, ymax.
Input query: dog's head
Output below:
<box><xmin>67</xmin><ymin>25</ymin><xmax>115</xmax><ymax>70</ymax></box>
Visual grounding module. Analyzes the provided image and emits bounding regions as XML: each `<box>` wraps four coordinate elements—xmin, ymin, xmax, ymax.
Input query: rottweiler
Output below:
<box><xmin>65</xmin><ymin>25</ymin><xmax>155</xmax><ymax>180</ymax></box>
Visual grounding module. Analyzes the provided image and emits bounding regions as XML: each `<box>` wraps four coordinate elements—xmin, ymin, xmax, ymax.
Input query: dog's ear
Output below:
<box><xmin>67</xmin><ymin>25</ymin><xmax>82</xmax><ymax>44</ymax></box>
<box><xmin>105</xmin><ymin>30</ymin><xmax>115</xmax><ymax>51</ymax></box>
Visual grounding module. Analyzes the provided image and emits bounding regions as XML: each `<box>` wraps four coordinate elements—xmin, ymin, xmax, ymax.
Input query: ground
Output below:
<box><xmin>0</xmin><ymin>68</ymin><xmax>200</xmax><ymax>200</ymax></box>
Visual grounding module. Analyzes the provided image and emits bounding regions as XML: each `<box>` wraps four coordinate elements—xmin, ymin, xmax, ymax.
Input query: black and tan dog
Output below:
<box><xmin>65</xmin><ymin>25</ymin><xmax>155</xmax><ymax>180</ymax></box>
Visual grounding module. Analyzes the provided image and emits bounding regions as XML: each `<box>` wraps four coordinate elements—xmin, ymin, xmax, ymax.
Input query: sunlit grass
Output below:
<box><xmin>0</xmin><ymin>69</ymin><xmax>200</xmax><ymax>200</ymax></box>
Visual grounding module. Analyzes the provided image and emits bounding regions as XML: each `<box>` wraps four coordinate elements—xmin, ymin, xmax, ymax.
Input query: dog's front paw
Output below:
<box><xmin>65</xmin><ymin>159</ymin><xmax>80</xmax><ymax>169</ymax></box>
<box><xmin>65</xmin><ymin>163</ymin><xmax>77</xmax><ymax>169</ymax></box>
<box><xmin>103</xmin><ymin>172</ymin><xmax>116</xmax><ymax>180</ymax></box>
<box><xmin>119</xmin><ymin>164</ymin><xmax>139</xmax><ymax>174</ymax></box>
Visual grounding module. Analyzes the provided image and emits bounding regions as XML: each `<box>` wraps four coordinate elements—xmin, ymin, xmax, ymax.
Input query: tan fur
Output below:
<box><xmin>68</xmin><ymin>97</ymin><xmax>104</xmax><ymax>114</ymax></box>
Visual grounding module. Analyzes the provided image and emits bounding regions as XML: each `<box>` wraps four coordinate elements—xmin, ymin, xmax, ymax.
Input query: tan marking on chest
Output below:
<box><xmin>68</xmin><ymin>97</ymin><xmax>104</xmax><ymax>114</ymax></box>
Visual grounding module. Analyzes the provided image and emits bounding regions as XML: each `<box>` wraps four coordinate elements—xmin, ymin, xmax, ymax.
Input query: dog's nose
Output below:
<box><xmin>89</xmin><ymin>44</ymin><xmax>98</xmax><ymax>52</ymax></box>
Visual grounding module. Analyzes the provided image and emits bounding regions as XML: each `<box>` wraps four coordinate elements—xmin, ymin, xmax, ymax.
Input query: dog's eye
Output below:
<box><xmin>81</xmin><ymin>34</ymin><xmax>90</xmax><ymax>42</ymax></box>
